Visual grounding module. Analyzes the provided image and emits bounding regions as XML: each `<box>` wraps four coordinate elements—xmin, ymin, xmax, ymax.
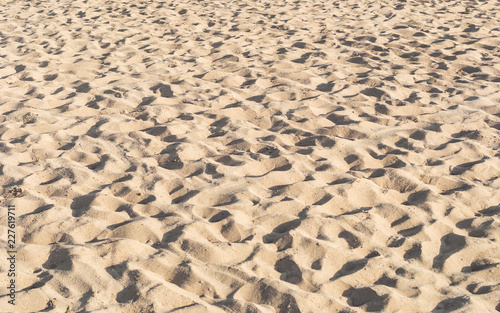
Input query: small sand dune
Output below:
<box><xmin>0</xmin><ymin>0</ymin><xmax>499</xmax><ymax>312</ymax></box>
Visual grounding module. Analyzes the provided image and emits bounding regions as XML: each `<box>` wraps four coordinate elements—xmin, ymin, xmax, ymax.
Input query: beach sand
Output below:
<box><xmin>0</xmin><ymin>0</ymin><xmax>499</xmax><ymax>312</ymax></box>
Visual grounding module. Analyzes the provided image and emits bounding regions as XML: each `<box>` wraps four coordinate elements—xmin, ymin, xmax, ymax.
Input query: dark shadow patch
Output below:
<box><xmin>52</xmin><ymin>87</ymin><xmax>64</xmax><ymax>95</ymax></box>
<box><xmin>216</xmin><ymin>155</ymin><xmax>244</xmax><ymax>166</ymax></box>
<box><xmin>295</xmin><ymin>136</ymin><xmax>318</xmax><ymax>147</ymax></box>
<box><xmin>432</xmin><ymin>296</ymin><xmax>470</xmax><ymax>312</ymax></box>
<box><xmin>344</xmin><ymin>154</ymin><xmax>359</xmax><ymax>164</ymax></box>
<box><xmin>139</xmin><ymin>96</ymin><xmax>156</xmax><ymax>106</ymax></box>
<box><xmin>432</xmin><ymin>233</ymin><xmax>466</xmax><ymax>270</ymax></box>
<box><xmin>466</xmin><ymin>283</ymin><xmax>495</xmax><ymax>295</ymax></box>
<box><xmin>292</xmin><ymin>42</ymin><xmax>307</xmax><ymax>49</ymax></box>
<box><xmin>314</xmin><ymin>194</ymin><xmax>332</xmax><ymax>205</ymax></box>
<box><xmin>451</xmin><ymin>130</ymin><xmax>480</xmax><ymax>139</ymax></box>
<box><xmin>405</xmin><ymin>189</ymin><xmax>430</xmax><ymax>205</ymax></box>
<box><xmin>405</xmin><ymin>92</ymin><xmax>421</xmax><ymax>103</ymax></box>
<box><xmin>398</xmin><ymin>224</ymin><xmax>423</xmax><ymax>237</ymax></box>
<box><xmin>292</xmin><ymin>52</ymin><xmax>312</xmax><ymax>64</ymax></box>
<box><xmin>43</xmin><ymin>247</ymin><xmax>73</xmax><ymax>271</ymax></box>
<box><xmin>57</xmin><ymin>142</ymin><xmax>74</xmax><ymax>151</ymax></box>
<box><xmin>296</xmin><ymin>148</ymin><xmax>313</xmax><ymax>155</ymax></box>
<box><xmin>343</xmin><ymin>287</ymin><xmax>388</xmax><ymax>312</ymax></box>
<box><xmin>426</xmin><ymin>159</ymin><xmax>443</xmax><ymax>166</ymax></box>
<box><xmin>257</xmin><ymin>146</ymin><xmax>280</xmax><ymax>158</ymax></box>
<box><xmin>107</xmin><ymin>220</ymin><xmax>134</xmax><ymax>231</ymax></box>
<box><xmin>76</xmin><ymin>289</ymin><xmax>94</xmax><ymax>310</ymax></box>
<box><xmin>273</xmin><ymin>163</ymin><xmax>292</xmax><ymax>171</ymax></box>
<box><xmin>330</xmin><ymin>178</ymin><xmax>355</xmax><ymax>185</ymax></box>
<box><xmin>375</xmin><ymin>104</ymin><xmax>389</xmax><ymax>114</ymax></box>
<box><xmin>114</xmin><ymin>174</ymin><xmax>133</xmax><ymax>183</ymax></box>
<box><xmin>87</xmin><ymin>154</ymin><xmax>110</xmax><ymax>171</ymax></box>
<box><xmin>327</xmin><ymin>113</ymin><xmax>358</xmax><ymax>125</ymax></box>
<box><xmin>395</xmin><ymin>138</ymin><xmax>414</xmax><ymax>150</ymax></box>
<box><xmin>374</xmin><ymin>274</ymin><xmax>397</xmax><ymax>287</ymax></box>
<box><xmin>116</xmin><ymin>285</ymin><xmax>140</xmax><ymax>303</ymax></box>
<box><xmin>275</xmin><ymin>257</ymin><xmax>303</xmax><ymax>284</ymax></box>
<box><xmin>214</xmin><ymin>194</ymin><xmax>238</xmax><ymax>207</ymax></box>
<box><xmin>404</xmin><ymin>243</ymin><xmax>422</xmax><ymax>260</ymax></box>
<box><xmin>138</xmin><ymin>195</ymin><xmax>156</xmax><ymax>205</ymax></box>
<box><xmin>172</xmin><ymin>190</ymin><xmax>199</xmax><ymax>204</ymax></box>
<box><xmin>262</xmin><ymin>219</ymin><xmax>301</xmax><ymax>244</ymax></box>
<box><xmin>75</xmin><ymin>82</ymin><xmax>90</xmax><ymax>93</ymax></box>
<box><xmin>348</xmin><ymin>57</ymin><xmax>367</xmax><ymax>64</ymax></box>
<box><xmin>450</xmin><ymin>158</ymin><xmax>487</xmax><ymax>175</ymax></box>
<box><xmin>341</xmin><ymin>207</ymin><xmax>372</xmax><ymax>216</ymax></box>
<box><xmin>247</xmin><ymin>95</ymin><xmax>266</xmax><ymax>103</ymax></box>
<box><xmin>150</xmin><ymin>83</ymin><xmax>174</xmax><ymax>98</ymax></box>
<box><xmin>274</xmin><ymin>219</ymin><xmax>301</xmax><ymax>233</ymax></box>
<box><xmin>208</xmin><ymin>130</ymin><xmax>227</xmax><ymax>138</ymax></box>
<box><xmin>21</xmin><ymin>271</ymin><xmax>53</xmax><ymax>294</ymax></box>
<box><xmin>162</xmin><ymin>225</ymin><xmax>185</xmax><ymax>243</ymax></box>
<box><xmin>85</xmin><ymin>119</ymin><xmax>108</xmax><ymax>138</ymax></box>
<box><xmin>461</xmin><ymin>66</ymin><xmax>480</xmax><ymax>74</ymax></box>
<box><xmin>64</xmin><ymin>92</ymin><xmax>76</xmax><ymax>100</ymax></box>
<box><xmin>369</xmin><ymin>169</ymin><xmax>386</xmax><ymax>178</ymax></box>
<box><xmin>209</xmin><ymin>210</ymin><xmax>231</xmax><ymax>223</ymax></box>
<box><xmin>70</xmin><ymin>193</ymin><xmax>96</xmax><ymax>217</ymax></box>
<box><xmin>409</xmin><ymin>130</ymin><xmax>426</xmax><ymax>140</ymax></box>
<box><xmin>43</xmin><ymin>74</ymin><xmax>58</xmax><ymax>81</ymax></box>
<box><xmin>464</xmin><ymin>96</ymin><xmax>479</xmax><ymax>101</ymax></box>
<box><xmin>159</xmin><ymin>154</ymin><xmax>184</xmax><ymax>170</ymax></box>
<box><xmin>205</xmin><ymin>163</ymin><xmax>223</xmax><ymax>179</ymax></box>
<box><xmin>296</xmin><ymin>135</ymin><xmax>335</xmax><ymax>148</ymax></box>
<box><xmin>115</xmin><ymin>204</ymin><xmax>137</xmax><ymax>218</ymax></box>
<box><xmin>456</xmin><ymin>218</ymin><xmax>474</xmax><ymax>229</ymax></box>
<box><xmin>15</xmin><ymin>64</ymin><xmax>26</xmax><ymax>72</ymax></box>
<box><xmin>469</xmin><ymin>258</ymin><xmax>498</xmax><ymax>272</ymax></box>
<box><xmin>278</xmin><ymin>294</ymin><xmax>302</xmax><ymax>313</ymax></box>
<box><xmin>387</xmin><ymin>235</ymin><xmax>405</xmax><ymax>248</ymax></box>
<box><xmin>361</xmin><ymin>87</ymin><xmax>388</xmax><ymax>100</ymax></box>
<box><xmin>311</xmin><ymin>259</ymin><xmax>322</xmax><ymax>270</ymax></box>
<box><xmin>478</xmin><ymin>205</ymin><xmax>500</xmax><ymax>216</ymax></box>
<box><xmin>314</xmin><ymin>164</ymin><xmax>332</xmax><ymax>172</ymax></box>
<box><xmin>331</xmin><ymin>258</ymin><xmax>368</xmax><ymax>280</ymax></box>
<box><xmin>85</xmin><ymin>95</ymin><xmax>106</xmax><ymax>109</ymax></box>
<box><xmin>316</xmin><ymin>82</ymin><xmax>335</xmax><ymax>92</ymax></box>
<box><xmin>23</xmin><ymin>204</ymin><xmax>54</xmax><ymax>216</ymax></box>
<box><xmin>441</xmin><ymin>184</ymin><xmax>473</xmax><ymax>195</ymax></box>
<box><xmin>366</xmin><ymin>251</ymin><xmax>380</xmax><ymax>259</ymax></box>
<box><xmin>391</xmin><ymin>215</ymin><xmax>409</xmax><ymax>227</ymax></box>
<box><xmin>400</xmin><ymin>51</ymin><xmax>420</xmax><ymax>59</ymax></box>
<box><xmin>338</xmin><ymin>230</ymin><xmax>361</xmax><ymax>249</ymax></box>
<box><xmin>386</xmin><ymin>158</ymin><xmax>406</xmax><ymax>168</ymax></box>
<box><xmin>209</xmin><ymin>116</ymin><xmax>229</xmax><ymax>130</ymax></box>
<box><xmin>241</xmin><ymin>79</ymin><xmax>257</xmax><ymax>87</ymax></box>
<box><xmin>143</xmin><ymin>126</ymin><xmax>167</xmax><ymax>136</ymax></box>
<box><xmin>186</xmin><ymin>167</ymin><xmax>204</xmax><ymax>178</ymax></box>
<box><xmin>106</xmin><ymin>262</ymin><xmax>127</xmax><ymax>280</ymax></box>
<box><xmin>151</xmin><ymin>211</ymin><xmax>176</xmax><ymax>220</ymax></box>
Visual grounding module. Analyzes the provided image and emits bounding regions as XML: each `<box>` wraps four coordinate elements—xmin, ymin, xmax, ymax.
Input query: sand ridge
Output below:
<box><xmin>0</xmin><ymin>0</ymin><xmax>499</xmax><ymax>312</ymax></box>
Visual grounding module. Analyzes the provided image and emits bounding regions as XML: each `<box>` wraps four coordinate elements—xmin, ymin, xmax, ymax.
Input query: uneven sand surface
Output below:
<box><xmin>0</xmin><ymin>0</ymin><xmax>499</xmax><ymax>312</ymax></box>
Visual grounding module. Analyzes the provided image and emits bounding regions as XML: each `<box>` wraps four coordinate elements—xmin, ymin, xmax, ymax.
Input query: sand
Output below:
<box><xmin>0</xmin><ymin>0</ymin><xmax>499</xmax><ymax>312</ymax></box>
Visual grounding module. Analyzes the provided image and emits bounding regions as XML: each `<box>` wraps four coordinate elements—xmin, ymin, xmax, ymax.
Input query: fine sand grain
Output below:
<box><xmin>0</xmin><ymin>0</ymin><xmax>499</xmax><ymax>312</ymax></box>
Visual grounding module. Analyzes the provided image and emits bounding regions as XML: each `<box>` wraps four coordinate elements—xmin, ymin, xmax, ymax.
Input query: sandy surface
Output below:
<box><xmin>0</xmin><ymin>0</ymin><xmax>499</xmax><ymax>312</ymax></box>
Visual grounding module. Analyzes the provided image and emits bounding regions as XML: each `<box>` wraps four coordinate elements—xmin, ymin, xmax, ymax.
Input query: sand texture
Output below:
<box><xmin>0</xmin><ymin>0</ymin><xmax>500</xmax><ymax>312</ymax></box>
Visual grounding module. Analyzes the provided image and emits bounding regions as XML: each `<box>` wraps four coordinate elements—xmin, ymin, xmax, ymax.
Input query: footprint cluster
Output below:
<box><xmin>0</xmin><ymin>0</ymin><xmax>499</xmax><ymax>312</ymax></box>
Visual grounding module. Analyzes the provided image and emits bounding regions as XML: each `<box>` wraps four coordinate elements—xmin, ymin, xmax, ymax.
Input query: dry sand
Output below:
<box><xmin>0</xmin><ymin>0</ymin><xmax>499</xmax><ymax>312</ymax></box>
